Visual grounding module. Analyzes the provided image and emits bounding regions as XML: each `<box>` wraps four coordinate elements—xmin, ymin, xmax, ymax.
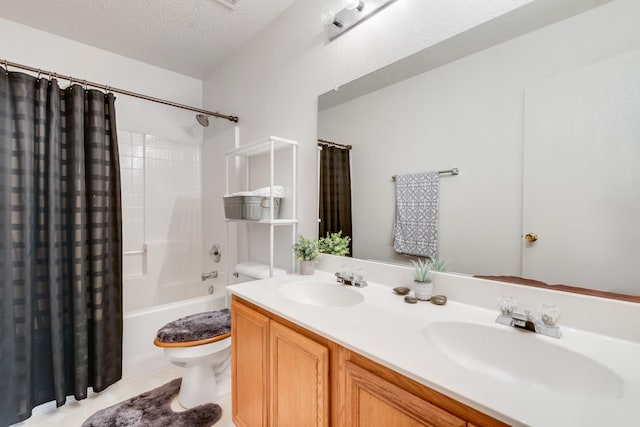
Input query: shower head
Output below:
<box><xmin>196</xmin><ymin>114</ymin><xmax>210</xmax><ymax>127</ymax></box>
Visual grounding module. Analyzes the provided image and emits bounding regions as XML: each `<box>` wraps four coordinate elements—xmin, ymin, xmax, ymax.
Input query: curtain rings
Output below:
<box><xmin>3</xmin><ymin>59</ymin><xmax>8</xmax><ymax>75</ymax></box>
<box><xmin>37</xmin><ymin>69</ymin><xmax>42</xmax><ymax>80</ymax></box>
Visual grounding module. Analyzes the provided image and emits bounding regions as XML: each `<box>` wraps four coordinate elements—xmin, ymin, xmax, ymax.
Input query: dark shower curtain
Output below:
<box><xmin>319</xmin><ymin>144</ymin><xmax>352</xmax><ymax>252</ymax></box>
<box><xmin>0</xmin><ymin>70</ymin><xmax>123</xmax><ymax>426</ymax></box>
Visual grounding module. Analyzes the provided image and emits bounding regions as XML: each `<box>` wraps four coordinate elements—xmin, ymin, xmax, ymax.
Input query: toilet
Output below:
<box><xmin>234</xmin><ymin>261</ymin><xmax>287</xmax><ymax>283</ymax></box>
<box><xmin>154</xmin><ymin>309</ymin><xmax>231</xmax><ymax>409</ymax></box>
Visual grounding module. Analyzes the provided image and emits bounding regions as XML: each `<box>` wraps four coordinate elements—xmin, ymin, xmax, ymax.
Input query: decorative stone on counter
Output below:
<box><xmin>430</xmin><ymin>295</ymin><xmax>447</xmax><ymax>305</ymax></box>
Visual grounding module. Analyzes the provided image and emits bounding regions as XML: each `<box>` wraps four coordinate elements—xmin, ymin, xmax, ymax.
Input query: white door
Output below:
<box><xmin>522</xmin><ymin>50</ymin><xmax>640</xmax><ymax>294</ymax></box>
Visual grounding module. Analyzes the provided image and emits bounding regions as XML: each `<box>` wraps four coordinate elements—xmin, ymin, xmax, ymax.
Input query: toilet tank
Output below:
<box><xmin>233</xmin><ymin>262</ymin><xmax>287</xmax><ymax>284</ymax></box>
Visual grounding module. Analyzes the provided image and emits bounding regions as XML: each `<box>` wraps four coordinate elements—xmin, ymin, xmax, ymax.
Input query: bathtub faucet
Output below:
<box><xmin>201</xmin><ymin>271</ymin><xmax>218</xmax><ymax>281</ymax></box>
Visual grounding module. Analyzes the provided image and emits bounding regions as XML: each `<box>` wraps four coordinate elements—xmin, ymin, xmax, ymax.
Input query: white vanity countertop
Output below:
<box><xmin>228</xmin><ymin>271</ymin><xmax>640</xmax><ymax>427</ymax></box>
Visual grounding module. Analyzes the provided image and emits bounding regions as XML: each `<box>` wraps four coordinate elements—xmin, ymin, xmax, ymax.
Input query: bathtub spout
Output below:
<box><xmin>201</xmin><ymin>271</ymin><xmax>218</xmax><ymax>281</ymax></box>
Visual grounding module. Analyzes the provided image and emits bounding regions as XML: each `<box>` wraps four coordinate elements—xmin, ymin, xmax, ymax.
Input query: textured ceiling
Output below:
<box><xmin>0</xmin><ymin>0</ymin><xmax>297</xmax><ymax>78</ymax></box>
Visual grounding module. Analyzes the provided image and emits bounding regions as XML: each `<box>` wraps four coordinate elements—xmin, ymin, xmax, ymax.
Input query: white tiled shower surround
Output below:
<box><xmin>118</xmin><ymin>131</ymin><xmax>146</xmax><ymax>277</ymax></box>
<box><xmin>118</xmin><ymin>130</ymin><xmax>205</xmax><ymax>313</ymax></box>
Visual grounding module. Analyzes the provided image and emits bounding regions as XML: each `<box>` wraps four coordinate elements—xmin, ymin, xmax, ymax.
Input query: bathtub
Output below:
<box><xmin>123</xmin><ymin>275</ymin><xmax>217</xmax><ymax>313</ymax></box>
<box><xmin>122</xmin><ymin>291</ymin><xmax>228</xmax><ymax>381</ymax></box>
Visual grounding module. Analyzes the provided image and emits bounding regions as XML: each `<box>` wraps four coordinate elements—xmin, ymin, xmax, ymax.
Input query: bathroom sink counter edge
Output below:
<box><xmin>228</xmin><ymin>270</ymin><xmax>640</xmax><ymax>427</ymax></box>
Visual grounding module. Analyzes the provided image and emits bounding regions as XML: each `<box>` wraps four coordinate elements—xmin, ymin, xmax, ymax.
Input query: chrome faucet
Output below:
<box><xmin>335</xmin><ymin>268</ymin><xmax>368</xmax><ymax>287</ymax></box>
<box><xmin>495</xmin><ymin>297</ymin><xmax>561</xmax><ymax>339</ymax></box>
<box><xmin>201</xmin><ymin>271</ymin><xmax>218</xmax><ymax>281</ymax></box>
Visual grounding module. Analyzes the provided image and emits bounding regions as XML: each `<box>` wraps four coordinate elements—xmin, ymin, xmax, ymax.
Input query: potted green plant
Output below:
<box><xmin>292</xmin><ymin>235</ymin><xmax>320</xmax><ymax>275</ymax></box>
<box><xmin>429</xmin><ymin>256</ymin><xmax>448</xmax><ymax>272</ymax></box>
<box><xmin>318</xmin><ymin>231</ymin><xmax>351</xmax><ymax>256</ymax></box>
<box><xmin>411</xmin><ymin>258</ymin><xmax>433</xmax><ymax>300</ymax></box>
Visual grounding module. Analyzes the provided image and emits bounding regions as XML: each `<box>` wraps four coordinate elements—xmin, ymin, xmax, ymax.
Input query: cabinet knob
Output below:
<box><xmin>524</xmin><ymin>232</ymin><xmax>538</xmax><ymax>243</ymax></box>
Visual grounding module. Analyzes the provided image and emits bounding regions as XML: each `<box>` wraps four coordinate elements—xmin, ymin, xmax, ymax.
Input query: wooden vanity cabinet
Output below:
<box><xmin>337</xmin><ymin>348</ymin><xmax>509</xmax><ymax>427</ymax></box>
<box><xmin>231</xmin><ymin>296</ymin><xmax>330</xmax><ymax>427</ymax></box>
<box><xmin>342</xmin><ymin>358</ymin><xmax>465</xmax><ymax>426</ymax></box>
<box><xmin>231</xmin><ymin>298</ymin><xmax>270</xmax><ymax>427</ymax></box>
<box><xmin>269</xmin><ymin>320</ymin><xmax>329</xmax><ymax>426</ymax></box>
<box><xmin>231</xmin><ymin>296</ymin><xmax>509</xmax><ymax>427</ymax></box>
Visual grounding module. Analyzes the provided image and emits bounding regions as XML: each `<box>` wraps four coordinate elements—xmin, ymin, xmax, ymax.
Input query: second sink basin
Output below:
<box><xmin>421</xmin><ymin>321</ymin><xmax>623</xmax><ymax>399</ymax></box>
<box><xmin>278</xmin><ymin>281</ymin><xmax>364</xmax><ymax>307</ymax></box>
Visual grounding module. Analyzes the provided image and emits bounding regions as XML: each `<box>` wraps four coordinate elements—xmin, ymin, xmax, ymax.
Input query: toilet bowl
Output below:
<box><xmin>161</xmin><ymin>337</ymin><xmax>231</xmax><ymax>408</ymax></box>
<box><xmin>154</xmin><ymin>309</ymin><xmax>231</xmax><ymax>409</ymax></box>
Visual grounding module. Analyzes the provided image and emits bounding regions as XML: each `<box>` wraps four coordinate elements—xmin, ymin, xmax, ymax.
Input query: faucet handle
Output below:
<box><xmin>538</xmin><ymin>304</ymin><xmax>561</xmax><ymax>326</ymax></box>
<box><xmin>339</xmin><ymin>265</ymin><xmax>353</xmax><ymax>280</ymax></box>
<box><xmin>353</xmin><ymin>268</ymin><xmax>368</xmax><ymax>287</ymax></box>
<box><xmin>498</xmin><ymin>296</ymin><xmax>518</xmax><ymax>317</ymax></box>
<box><xmin>335</xmin><ymin>266</ymin><xmax>354</xmax><ymax>284</ymax></box>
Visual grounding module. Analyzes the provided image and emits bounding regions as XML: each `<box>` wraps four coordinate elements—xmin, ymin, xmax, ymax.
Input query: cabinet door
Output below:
<box><xmin>345</xmin><ymin>361</ymin><xmax>466</xmax><ymax>427</ymax></box>
<box><xmin>232</xmin><ymin>300</ymin><xmax>270</xmax><ymax>427</ymax></box>
<box><xmin>270</xmin><ymin>320</ymin><xmax>330</xmax><ymax>427</ymax></box>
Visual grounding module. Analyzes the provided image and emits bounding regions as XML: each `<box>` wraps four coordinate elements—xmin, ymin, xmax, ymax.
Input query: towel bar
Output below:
<box><xmin>392</xmin><ymin>168</ymin><xmax>459</xmax><ymax>181</ymax></box>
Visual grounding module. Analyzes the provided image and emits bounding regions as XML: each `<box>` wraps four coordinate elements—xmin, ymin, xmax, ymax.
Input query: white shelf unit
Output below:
<box><xmin>225</xmin><ymin>136</ymin><xmax>297</xmax><ymax>279</ymax></box>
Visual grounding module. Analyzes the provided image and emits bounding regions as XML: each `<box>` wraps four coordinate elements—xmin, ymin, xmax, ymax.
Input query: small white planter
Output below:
<box><xmin>300</xmin><ymin>260</ymin><xmax>316</xmax><ymax>275</ymax></box>
<box><xmin>413</xmin><ymin>281</ymin><xmax>433</xmax><ymax>301</ymax></box>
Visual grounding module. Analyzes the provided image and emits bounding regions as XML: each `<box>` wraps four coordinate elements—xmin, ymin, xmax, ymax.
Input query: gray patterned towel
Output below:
<box><xmin>393</xmin><ymin>171</ymin><xmax>440</xmax><ymax>258</ymax></box>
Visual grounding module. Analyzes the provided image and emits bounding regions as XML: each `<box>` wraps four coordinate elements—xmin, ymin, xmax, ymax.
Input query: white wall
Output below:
<box><xmin>0</xmin><ymin>18</ymin><xmax>208</xmax><ymax>311</ymax></box>
<box><xmin>201</xmin><ymin>0</ymin><xmax>536</xmax><ymax>279</ymax></box>
<box><xmin>318</xmin><ymin>0</ymin><xmax>640</xmax><ymax>277</ymax></box>
<box><xmin>0</xmin><ymin>18</ymin><xmax>203</xmax><ymax>142</ymax></box>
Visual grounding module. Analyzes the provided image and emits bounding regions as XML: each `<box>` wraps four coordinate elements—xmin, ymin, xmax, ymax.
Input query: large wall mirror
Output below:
<box><xmin>317</xmin><ymin>0</ymin><xmax>640</xmax><ymax>297</ymax></box>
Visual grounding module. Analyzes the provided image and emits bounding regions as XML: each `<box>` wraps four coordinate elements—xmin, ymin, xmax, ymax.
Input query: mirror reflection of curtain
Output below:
<box><xmin>318</xmin><ymin>144</ymin><xmax>352</xmax><ymax>253</ymax></box>
<box><xmin>0</xmin><ymin>70</ymin><xmax>123</xmax><ymax>425</ymax></box>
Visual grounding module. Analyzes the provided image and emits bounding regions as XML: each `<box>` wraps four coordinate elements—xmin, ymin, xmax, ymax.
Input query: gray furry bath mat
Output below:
<box><xmin>82</xmin><ymin>378</ymin><xmax>222</xmax><ymax>427</ymax></box>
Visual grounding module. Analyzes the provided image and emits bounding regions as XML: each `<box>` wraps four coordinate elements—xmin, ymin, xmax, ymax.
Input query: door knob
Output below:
<box><xmin>524</xmin><ymin>232</ymin><xmax>538</xmax><ymax>242</ymax></box>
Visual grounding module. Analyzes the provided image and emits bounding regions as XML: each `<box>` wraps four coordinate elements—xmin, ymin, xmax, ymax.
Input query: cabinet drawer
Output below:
<box><xmin>345</xmin><ymin>361</ymin><xmax>466</xmax><ymax>427</ymax></box>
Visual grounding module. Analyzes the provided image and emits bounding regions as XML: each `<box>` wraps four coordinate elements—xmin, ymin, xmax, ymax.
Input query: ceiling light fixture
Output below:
<box><xmin>344</xmin><ymin>0</ymin><xmax>364</xmax><ymax>11</ymax></box>
<box><xmin>215</xmin><ymin>0</ymin><xmax>239</xmax><ymax>10</ymax></box>
<box><xmin>325</xmin><ymin>0</ymin><xmax>399</xmax><ymax>41</ymax></box>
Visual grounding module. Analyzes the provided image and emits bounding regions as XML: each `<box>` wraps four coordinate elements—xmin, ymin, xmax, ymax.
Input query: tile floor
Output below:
<box><xmin>12</xmin><ymin>366</ymin><xmax>234</xmax><ymax>427</ymax></box>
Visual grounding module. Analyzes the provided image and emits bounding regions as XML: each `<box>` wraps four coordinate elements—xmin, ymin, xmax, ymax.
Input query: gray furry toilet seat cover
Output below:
<box><xmin>155</xmin><ymin>308</ymin><xmax>231</xmax><ymax>343</ymax></box>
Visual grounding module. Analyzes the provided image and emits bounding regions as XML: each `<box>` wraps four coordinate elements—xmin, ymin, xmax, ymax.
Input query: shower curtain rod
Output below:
<box><xmin>1</xmin><ymin>58</ymin><xmax>239</xmax><ymax>123</ymax></box>
<box><xmin>317</xmin><ymin>138</ymin><xmax>352</xmax><ymax>150</ymax></box>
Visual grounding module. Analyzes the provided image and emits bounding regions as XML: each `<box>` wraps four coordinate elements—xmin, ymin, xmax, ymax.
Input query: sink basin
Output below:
<box><xmin>278</xmin><ymin>281</ymin><xmax>364</xmax><ymax>307</ymax></box>
<box><xmin>422</xmin><ymin>321</ymin><xmax>623</xmax><ymax>399</ymax></box>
